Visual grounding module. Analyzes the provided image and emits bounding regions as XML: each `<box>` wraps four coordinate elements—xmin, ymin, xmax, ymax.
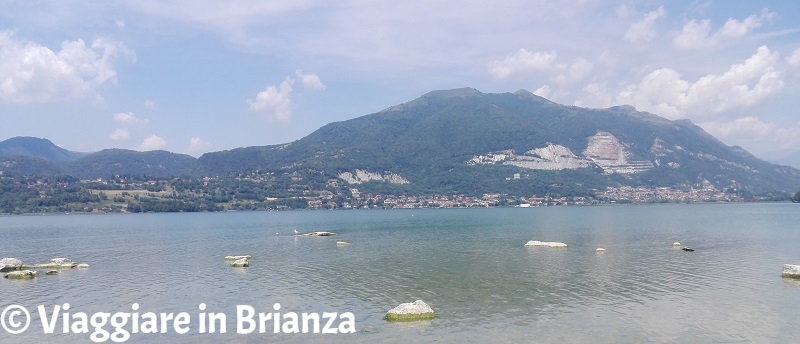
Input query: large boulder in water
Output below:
<box><xmin>4</xmin><ymin>270</ymin><xmax>38</xmax><ymax>279</ymax></box>
<box><xmin>783</xmin><ymin>264</ymin><xmax>800</xmax><ymax>279</ymax></box>
<box><xmin>229</xmin><ymin>258</ymin><xmax>249</xmax><ymax>268</ymax></box>
<box><xmin>385</xmin><ymin>300</ymin><xmax>436</xmax><ymax>321</ymax></box>
<box><xmin>0</xmin><ymin>258</ymin><xmax>23</xmax><ymax>272</ymax></box>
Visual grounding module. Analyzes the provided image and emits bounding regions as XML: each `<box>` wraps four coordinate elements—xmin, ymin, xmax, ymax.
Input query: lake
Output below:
<box><xmin>1</xmin><ymin>203</ymin><xmax>800</xmax><ymax>343</ymax></box>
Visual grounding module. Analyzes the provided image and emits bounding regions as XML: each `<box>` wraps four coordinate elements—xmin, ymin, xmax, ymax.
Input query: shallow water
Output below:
<box><xmin>1</xmin><ymin>203</ymin><xmax>799</xmax><ymax>343</ymax></box>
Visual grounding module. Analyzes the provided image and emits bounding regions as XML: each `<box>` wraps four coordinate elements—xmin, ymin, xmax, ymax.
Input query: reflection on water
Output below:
<box><xmin>1</xmin><ymin>203</ymin><xmax>800</xmax><ymax>343</ymax></box>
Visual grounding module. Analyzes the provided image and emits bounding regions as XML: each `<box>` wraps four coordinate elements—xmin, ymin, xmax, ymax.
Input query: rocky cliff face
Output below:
<box><xmin>469</xmin><ymin>132</ymin><xmax>654</xmax><ymax>174</ymax></box>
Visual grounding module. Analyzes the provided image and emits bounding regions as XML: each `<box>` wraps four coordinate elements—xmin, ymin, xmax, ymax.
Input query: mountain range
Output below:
<box><xmin>2</xmin><ymin>88</ymin><xmax>799</xmax><ymax>196</ymax></box>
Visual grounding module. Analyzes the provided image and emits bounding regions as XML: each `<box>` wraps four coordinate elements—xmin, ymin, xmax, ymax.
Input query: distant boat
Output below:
<box><xmin>682</xmin><ymin>247</ymin><xmax>695</xmax><ymax>252</ymax></box>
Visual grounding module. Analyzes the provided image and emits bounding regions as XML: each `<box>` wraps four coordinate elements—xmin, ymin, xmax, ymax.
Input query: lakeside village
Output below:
<box><xmin>0</xmin><ymin>171</ymin><xmax>766</xmax><ymax>214</ymax></box>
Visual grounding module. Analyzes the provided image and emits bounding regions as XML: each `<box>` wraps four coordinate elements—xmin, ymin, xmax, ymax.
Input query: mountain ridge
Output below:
<box><xmin>2</xmin><ymin>88</ymin><xmax>799</xmax><ymax>196</ymax></box>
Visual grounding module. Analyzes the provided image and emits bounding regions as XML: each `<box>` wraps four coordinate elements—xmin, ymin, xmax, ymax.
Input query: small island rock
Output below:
<box><xmin>336</xmin><ymin>241</ymin><xmax>351</xmax><ymax>245</ymax></box>
<box><xmin>596</xmin><ymin>248</ymin><xmax>606</xmax><ymax>252</ymax></box>
<box><xmin>5</xmin><ymin>270</ymin><xmax>38</xmax><ymax>279</ymax></box>
<box><xmin>524</xmin><ymin>240</ymin><xmax>567</xmax><ymax>248</ymax></box>
<box><xmin>385</xmin><ymin>300</ymin><xmax>436</xmax><ymax>322</ymax></box>
<box><xmin>782</xmin><ymin>264</ymin><xmax>800</xmax><ymax>279</ymax></box>
<box><xmin>45</xmin><ymin>270</ymin><xmax>59</xmax><ymax>275</ymax></box>
<box><xmin>41</xmin><ymin>258</ymin><xmax>78</xmax><ymax>269</ymax></box>
<box><xmin>672</xmin><ymin>242</ymin><xmax>682</xmax><ymax>246</ymax></box>
<box><xmin>224</xmin><ymin>255</ymin><xmax>251</xmax><ymax>261</ymax></box>
<box><xmin>300</xmin><ymin>231</ymin><xmax>336</xmax><ymax>237</ymax></box>
<box><xmin>230</xmin><ymin>258</ymin><xmax>250</xmax><ymax>267</ymax></box>
<box><xmin>77</xmin><ymin>263</ymin><xmax>90</xmax><ymax>268</ymax></box>
<box><xmin>0</xmin><ymin>258</ymin><xmax>23</xmax><ymax>272</ymax></box>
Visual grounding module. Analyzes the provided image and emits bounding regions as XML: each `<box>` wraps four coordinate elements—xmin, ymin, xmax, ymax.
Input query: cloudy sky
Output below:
<box><xmin>1</xmin><ymin>1</ymin><xmax>799</xmax><ymax>162</ymax></box>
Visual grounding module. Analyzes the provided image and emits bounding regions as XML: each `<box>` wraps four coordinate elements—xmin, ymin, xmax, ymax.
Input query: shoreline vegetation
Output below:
<box><xmin>1</xmin><ymin>174</ymin><xmax>795</xmax><ymax>215</ymax></box>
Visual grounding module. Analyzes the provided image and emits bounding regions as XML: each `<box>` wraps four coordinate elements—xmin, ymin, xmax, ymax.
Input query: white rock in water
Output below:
<box><xmin>672</xmin><ymin>242</ymin><xmax>682</xmax><ymax>246</ymax></box>
<box><xmin>782</xmin><ymin>264</ymin><xmax>800</xmax><ymax>279</ymax></box>
<box><xmin>50</xmin><ymin>258</ymin><xmax>77</xmax><ymax>268</ymax></box>
<box><xmin>0</xmin><ymin>257</ymin><xmax>23</xmax><ymax>272</ymax></box>
<box><xmin>4</xmin><ymin>270</ymin><xmax>38</xmax><ymax>279</ymax></box>
<box><xmin>230</xmin><ymin>258</ymin><xmax>249</xmax><ymax>268</ymax></box>
<box><xmin>224</xmin><ymin>255</ymin><xmax>251</xmax><ymax>261</ymax></box>
<box><xmin>77</xmin><ymin>263</ymin><xmax>90</xmax><ymax>268</ymax></box>
<box><xmin>297</xmin><ymin>231</ymin><xmax>336</xmax><ymax>236</ymax></box>
<box><xmin>596</xmin><ymin>248</ymin><xmax>606</xmax><ymax>252</ymax></box>
<box><xmin>336</xmin><ymin>241</ymin><xmax>351</xmax><ymax>245</ymax></box>
<box><xmin>385</xmin><ymin>300</ymin><xmax>436</xmax><ymax>321</ymax></box>
<box><xmin>524</xmin><ymin>240</ymin><xmax>567</xmax><ymax>248</ymax></box>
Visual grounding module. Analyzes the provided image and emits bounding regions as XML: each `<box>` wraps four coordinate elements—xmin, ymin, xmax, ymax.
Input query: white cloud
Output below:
<box><xmin>672</xmin><ymin>19</ymin><xmax>713</xmax><ymax>50</ymax></box>
<box><xmin>553</xmin><ymin>57</ymin><xmax>594</xmax><ymax>84</ymax></box>
<box><xmin>533</xmin><ymin>85</ymin><xmax>552</xmax><ymax>99</ymax></box>
<box><xmin>718</xmin><ymin>9</ymin><xmax>775</xmax><ymax>38</ymax></box>
<box><xmin>188</xmin><ymin>137</ymin><xmax>212</xmax><ymax>156</ymax></box>
<box><xmin>624</xmin><ymin>6</ymin><xmax>666</xmax><ymax>44</ymax></box>
<box><xmin>113</xmin><ymin>112</ymin><xmax>147</xmax><ymax>126</ymax></box>
<box><xmin>248</xmin><ymin>77</ymin><xmax>294</xmax><ymax>122</ymax></box>
<box><xmin>776</xmin><ymin>123</ymin><xmax>800</xmax><ymax>150</ymax></box>
<box><xmin>144</xmin><ymin>100</ymin><xmax>157</xmax><ymax>110</ymax></box>
<box><xmin>787</xmin><ymin>48</ymin><xmax>800</xmax><ymax>69</ymax></box>
<box><xmin>0</xmin><ymin>30</ymin><xmax>133</xmax><ymax>104</ymax></box>
<box><xmin>610</xmin><ymin>46</ymin><xmax>782</xmax><ymax>119</ymax></box>
<box><xmin>110</xmin><ymin>112</ymin><xmax>149</xmax><ymax>143</ymax></box>
<box><xmin>295</xmin><ymin>70</ymin><xmax>325</xmax><ymax>91</ymax></box>
<box><xmin>488</xmin><ymin>49</ymin><xmax>558</xmax><ymax>79</ymax></box>
<box><xmin>115</xmin><ymin>19</ymin><xmax>126</xmax><ymax>29</ymax></box>
<box><xmin>489</xmin><ymin>49</ymin><xmax>592</xmax><ymax>84</ymax></box>
<box><xmin>138</xmin><ymin>135</ymin><xmax>167</xmax><ymax>151</ymax></box>
<box><xmin>673</xmin><ymin>9</ymin><xmax>775</xmax><ymax>50</ymax></box>
<box><xmin>700</xmin><ymin>117</ymin><xmax>800</xmax><ymax>151</ymax></box>
<box><xmin>699</xmin><ymin>116</ymin><xmax>776</xmax><ymax>139</ymax></box>
<box><xmin>109</xmin><ymin>128</ymin><xmax>130</xmax><ymax>141</ymax></box>
<box><xmin>247</xmin><ymin>69</ymin><xmax>325</xmax><ymax>122</ymax></box>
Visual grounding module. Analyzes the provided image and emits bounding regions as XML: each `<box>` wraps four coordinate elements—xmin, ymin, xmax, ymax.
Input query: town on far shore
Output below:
<box><xmin>2</xmin><ymin>171</ymin><xmax>787</xmax><ymax>215</ymax></box>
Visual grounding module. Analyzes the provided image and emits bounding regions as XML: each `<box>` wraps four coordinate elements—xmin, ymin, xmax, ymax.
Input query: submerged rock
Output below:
<box><xmin>385</xmin><ymin>300</ymin><xmax>436</xmax><ymax>322</ymax></box>
<box><xmin>0</xmin><ymin>258</ymin><xmax>23</xmax><ymax>272</ymax></box>
<box><xmin>26</xmin><ymin>258</ymin><xmax>79</xmax><ymax>269</ymax></box>
<box><xmin>4</xmin><ymin>270</ymin><xmax>38</xmax><ymax>279</ymax></box>
<box><xmin>783</xmin><ymin>264</ymin><xmax>800</xmax><ymax>279</ymax></box>
<box><xmin>224</xmin><ymin>255</ymin><xmax>251</xmax><ymax>261</ymax></box>
<box><xmin>299</xmin><ymin>231</ymin><xmax>336</xmax><ymax>236</ymax></box>
<box><xmin>45</xmin><ymin>270</ymin><xmax>58</xmax><ymax>275</ymax></box>
<box><xmin>524</xmin><ymin>240</ymin><xmax>567</xmax><ymax>248</ymax></box>
<box><xmin>230</xmin><ymin>258</ymin><xmax>249</xmax><ymax>268</ymax></box>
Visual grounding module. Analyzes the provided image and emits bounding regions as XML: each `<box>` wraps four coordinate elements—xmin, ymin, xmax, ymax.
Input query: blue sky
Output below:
<box><xmin>1</xmin><ymin>1</ymin><xmax>799</xmax><ymax>162</ymax></box>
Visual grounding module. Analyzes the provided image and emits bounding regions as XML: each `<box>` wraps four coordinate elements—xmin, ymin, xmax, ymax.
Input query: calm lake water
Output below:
<box><xmin>1</xmin><ymin>203</ymin><xmax>800</xmax><ymax>343</ymax></box>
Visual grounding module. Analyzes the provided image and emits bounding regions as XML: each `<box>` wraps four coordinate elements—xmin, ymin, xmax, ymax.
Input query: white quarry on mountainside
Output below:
<box><xmin>468</xmin><ymin>133</ymin><xmax>654</xmax><ymax>174</ymax></box>
<box><xmin>506</xmin><ymin>144</ymin><xmax>593</xmax><ymax>170</ymax></box>
<box><xmin>650</xmin><ymin>137</ymin><xmax>673</xmax><ymax>157</ymax></box>
<box><xmin>469</xmin><ymin>145</ymin><xmax>592</xmax><ymax>171</ymax></box>
<box><xmin>582</xmin><ymin>132</ymin><xmax>653</xmax><ymax>174</ymax></box>
<box><xmin>338</xmin><ymin>169</ymin><xmax>411</xmax><ymax>185</ymax></box>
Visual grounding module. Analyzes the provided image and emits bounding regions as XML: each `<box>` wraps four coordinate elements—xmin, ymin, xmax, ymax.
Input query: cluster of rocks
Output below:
<box><xmin>2</xmin><ymin>257</ymin><xmax>90</xmax><ymax>280</ymax></box>
<box><xmin>225</xmin><ymin>255</ymin><xmax>251</xmax><ymax>268</ymax></box>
